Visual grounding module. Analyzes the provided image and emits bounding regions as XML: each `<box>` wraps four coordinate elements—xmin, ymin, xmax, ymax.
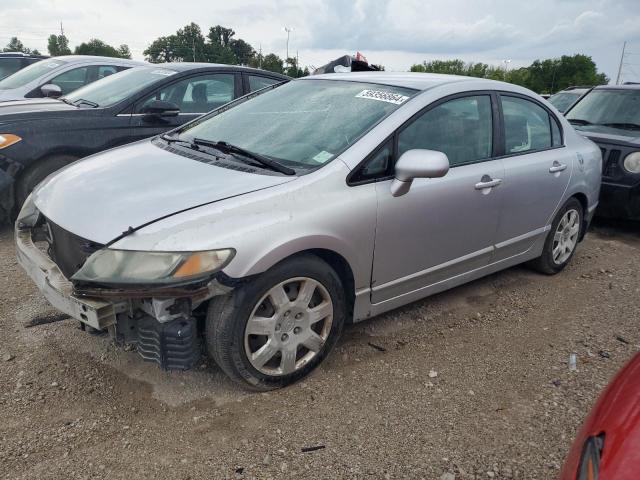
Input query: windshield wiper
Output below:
<box><xmin>600</xmin><ymin>122</ymin><xmax>640</xmax><ymax>131</ymax></box>
<box><xmin>568</xmin><ymin>118</ymin><xmax>592</xmax><ymax>126</ymax></box>
<box><xmin>192</xmin><ymin>139</ymin><xmax>296</xmax><ymax>175</ymax></box>
<box><xmin>73</xmin><ymin>98</ymin><xmax>99</xmax><ymax>108</ymax></box>
<box><xmin>59</xmin><ymin>97</ymin><xmax>75</xmax><ymax>106</ymax></box>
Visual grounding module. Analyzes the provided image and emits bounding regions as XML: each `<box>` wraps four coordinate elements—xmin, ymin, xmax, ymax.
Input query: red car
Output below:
<box><xmin>560</xmin><ymin>352</ymin><xmax>640</xmax><ymax>480</ymax></box>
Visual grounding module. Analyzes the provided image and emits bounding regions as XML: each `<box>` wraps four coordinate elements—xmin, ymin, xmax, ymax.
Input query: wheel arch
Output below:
<box><xmin>229</xmin><ymin>244</ymin><xmax>359</xmax><ymax>323</ymax></box>
<box><xmin>570</xmin><ymin>191</ymin><xmax>589</xmax><ymax>241</ymax></box>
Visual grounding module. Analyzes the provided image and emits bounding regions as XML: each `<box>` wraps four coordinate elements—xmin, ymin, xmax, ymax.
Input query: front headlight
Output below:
<box><xmin>71</xmin><ymin>248</ymin><xmax>235</xmax><ymax>285</ymax></box>
<box><xmin>15</xmin><ymin>193</ymin><xmax>40</xmax><ymax>228</ymax></box>
<box><xmin>623</xmin><ymin>152</ymin><xmax>640</xmax><ymax>173</ymax></box>
<box><xmin>0</xmin><ymin>133</ymin><xmax>21</xmax><ymax>149</ymax></box>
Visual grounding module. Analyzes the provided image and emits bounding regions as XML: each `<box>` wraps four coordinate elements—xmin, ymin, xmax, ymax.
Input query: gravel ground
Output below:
<box><xmin>1</xmin><ymin>220</ymin><xmax>638</xmax><ymax>480</ymax></box>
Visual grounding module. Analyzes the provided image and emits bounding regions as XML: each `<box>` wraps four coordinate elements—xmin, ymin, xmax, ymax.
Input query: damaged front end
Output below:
<box><xmin>15</xmin><ymin>196</ymin><xmax>235</xmax><ymax>371</ymax></box>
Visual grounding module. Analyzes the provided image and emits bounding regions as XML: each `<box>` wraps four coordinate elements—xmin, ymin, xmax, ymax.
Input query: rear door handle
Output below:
<box><xmin>549</xmin><ymin>162</ymin><xmax>567</xmax><ymax>173</ymax></box>
<box><xmin>475</xmin><ymin>177</ymin><xmax>502</xmax><ymax>190</ymax></box>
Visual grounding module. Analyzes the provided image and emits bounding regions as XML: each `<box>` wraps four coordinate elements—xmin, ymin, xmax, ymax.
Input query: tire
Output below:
<box><xmin>206</xmin><ymin>254</ymin><xmax>346</xmax><ymax>390</ymax></box>
<box><xmin>15</xmin><ymin>155</ymin><xmax>77</xmax><ymax>211</ymax></box>
<box><xmin>528</xmin><ymin>197</ymin><xmax>583</xmax><ymax>275</ymax></box>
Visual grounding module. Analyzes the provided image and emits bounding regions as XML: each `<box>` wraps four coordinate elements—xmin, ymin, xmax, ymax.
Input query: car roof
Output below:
<box><xmin>157</xmin><ymin>62</ymin><xmax>289</xmax><ymax>78</ymax></box>
<box><xmin>594</xmin><ymin>84</ymin><xmax>640</xmax><ymax>91</ymax></box>
<box><xmin>0</xmin><ymin>52</ymin><xmax>48</xmax><ymax>59</ymax></box>
<box><xmin>49</xmin><ymin>55</ymin><xmax>145</xmax><ymax>66</ymax></box>
<box><xmin>302</xmin><ymin>72</ymin><xmax>508</xmax><ymax>91</ymax></box>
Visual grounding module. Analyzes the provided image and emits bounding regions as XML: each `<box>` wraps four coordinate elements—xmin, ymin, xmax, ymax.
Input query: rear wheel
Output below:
<box><xmin>15</xmin><ymin>154</ymin><xmax>77</xmax><ymax>210</ymax></box>
<box><xmin>529</xmin><ymin>197</ymin><xmax>583</xmax><ymax>275</ymax></box>
<box><xmin>206</xmin><ymin>254</ymin><xmax>346</xmax><ymax>390</ymax></box>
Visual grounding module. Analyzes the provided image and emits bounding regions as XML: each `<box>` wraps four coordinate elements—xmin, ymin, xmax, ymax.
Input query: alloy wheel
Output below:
<box><xmin>244</xmin><ymin>277</ymin><xmax>334</xmax><ymax>376</ymax></box>
<box><xmin>552</xmin><ymin>208</ymin><xmax>580</xmax><ymax>265</ymax></box>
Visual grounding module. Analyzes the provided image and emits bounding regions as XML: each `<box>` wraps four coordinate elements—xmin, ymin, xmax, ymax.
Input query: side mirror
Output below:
<box><xmin>40</xmin><ymin>84</ymin><xmax>62</xmax><ymax>98</ymax></box>
<box><xmin>141</xmin><ymin>100</ymin><xmax>180</xmax><ymax>119</ymax></box>
<box><xmin>390</xmin><ymin>149</ymin><xmax>449</xmax><ymax>197</ymax></box>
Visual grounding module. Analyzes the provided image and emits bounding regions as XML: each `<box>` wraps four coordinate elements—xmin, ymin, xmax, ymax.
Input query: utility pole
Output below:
<box><xmin>616</xmin><ymin>41</ymin><xmax>627</xmax><ymax>85</ymax></box>
<box><xmin>192</xmin><ymin>38</ymin><xmax>196</xmax><ymax>62</ymax></box>
<box><xmin>283</xmin><ymin>26</ymin><xmax>293</xmax><ymax>67</ymax></box>
<box><xmin>60</xmin><ymin>22</ymin><xmax>64</xmax><ymax>36</ymax></box>
<box><xmin>259</xmin><ymin>44</ymin><xmax>262</xmax><ymax>69</ymax></box>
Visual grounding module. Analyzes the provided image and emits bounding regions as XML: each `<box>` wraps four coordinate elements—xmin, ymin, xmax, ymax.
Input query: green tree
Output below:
<box><xmin>47</xmin><ymin>34</ymin><xmax>72</xmax><ymax>56</ymax></box>
<box><xmin>261</xmin><ymin>53</ymin><xmax>284</xmax><ymax>74</ymax></box>
<box><xmin>3</xmin><ymin>37</ymin><xmax>38</xmax><ymax>54</ymax></box>
<box><xmin>229</xmin><ymin>38</ymin><xmax>255</xmax><ymax>65</ymax></box>
<box><xmin>143</xmin><ymin>35</ymin><xmax>178</xmax><ymax>62</ymax></box>
<box><xmin>74</xmin><ymin>39</ymin><xmax>132</xmax><ymax>58</ymax></box>
<box><xmin>117</xmin><ymin>44</ymin><xmax>132</xmax><ymax>59</ymax></box>
<box><xmin>284</xmin><ymin>57</ymin><xmax>309</xmax><ymax>78</ymax></box>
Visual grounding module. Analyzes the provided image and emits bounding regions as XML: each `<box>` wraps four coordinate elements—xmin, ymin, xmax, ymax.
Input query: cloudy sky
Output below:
<box><xmin>2</xmin><ymin>0</ymin><xmax>639</xmax><ymax>82</ymax></box>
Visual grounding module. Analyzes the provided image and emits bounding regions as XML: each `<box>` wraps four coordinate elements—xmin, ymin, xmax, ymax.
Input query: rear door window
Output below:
<box><xmin>248</xmin><ymin>75</ymin><xmax>282</xmax><ymax>92</ymax></box>
<box><xmin>501</xmin><ymin>96</ymin><xmax>553</xmax><ymax>154</ymax></box>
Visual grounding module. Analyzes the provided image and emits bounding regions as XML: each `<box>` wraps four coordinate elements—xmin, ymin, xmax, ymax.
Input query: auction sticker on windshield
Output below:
<box><xmin>355</xmin><ymin>89</ymin><xmax>409</xmax><ymax>105</ymax></box>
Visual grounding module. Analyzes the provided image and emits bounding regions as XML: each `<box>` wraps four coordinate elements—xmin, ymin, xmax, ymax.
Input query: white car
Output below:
<box><xmin>0</xmin><ymin>55</ymin><xmax>144</xmax><ymax>102</ymax></box>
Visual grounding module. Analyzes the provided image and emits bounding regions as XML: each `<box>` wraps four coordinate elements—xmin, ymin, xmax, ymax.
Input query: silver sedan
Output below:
<box><xmin>16</xmin><ymin>72</ymin><xmax>601</xmax><ymax>389</ymax></box>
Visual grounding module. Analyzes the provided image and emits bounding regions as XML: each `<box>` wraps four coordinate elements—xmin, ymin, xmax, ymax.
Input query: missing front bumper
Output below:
<box><xmin>15</xmin><ymin>228</ymin><xmax>119</xmax><ymax>330</ymax></box>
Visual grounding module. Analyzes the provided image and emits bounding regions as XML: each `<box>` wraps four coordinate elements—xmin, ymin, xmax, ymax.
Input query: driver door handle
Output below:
<box><xmin>475</xmin><ymin>176</ymin><xmax>502</xmax><ymax>190</ymax></box>
<box><xmin>549</xmin><ymin>162</ymin><xmax>567</xmax><ymax>173</ymax></box>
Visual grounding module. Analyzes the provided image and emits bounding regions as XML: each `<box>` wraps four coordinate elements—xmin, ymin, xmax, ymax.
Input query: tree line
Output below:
<box><xmin>3</xmin><ymin>35</ymin><xmax>132</xmax><ymax>59</ymax></box>
<box><xmin>410</xmin><ymin>55</ymin><xmax>609</xmax><ymax>94</ymax></box>
<box><xmin>142</xmin><ymin>23</ymin><xmax>309</xmax><ymax>78</ymax></box>
<box><xmin>5</xmin><ymin>30</ymin><xmax>610</xmax><ymax>91</ymax></box>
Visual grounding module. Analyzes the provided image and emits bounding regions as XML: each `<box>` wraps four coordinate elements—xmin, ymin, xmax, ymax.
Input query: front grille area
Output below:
<box><xmin>45</xmin><ymin>219</ymin><xmax>103</xmax><ymax>279</ymax></box>
<box><xmin>598</xmin><ymin>146</ymin><xmax>623</xmax><ymax>178</ymax></box>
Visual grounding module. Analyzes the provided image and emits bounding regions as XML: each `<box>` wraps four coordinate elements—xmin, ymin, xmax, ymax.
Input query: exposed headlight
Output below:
<box><xmin>15</xmin><ymin>193</ymin><xmax>40</xmax><ymax>228</ymax></box>
<box><xmin>0</xmin><ymin>133</ymin><xmax>21</xmax><ymax>149</ymax></box>
<box><xmin>623</xmin><ymin>152</ymin><xmax>640</xmax><ymax>173</ymax></box>
<box><xmin>577</xmin><ymin>434</ymin><xmax>604</xmax><ymax>480</ymax></box>
<box><xmin>71</xmin><ymin>248</ymin><xmax>235</xmax><ymax>285</ymax></box>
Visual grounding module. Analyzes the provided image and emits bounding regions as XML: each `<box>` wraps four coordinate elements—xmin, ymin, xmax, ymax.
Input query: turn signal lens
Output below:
<box><xmin>173</xmin><ymin>250</ymin><xmax>234</xmax><ymax>278</ymax></box>
<box><xmin>0</xmin><ymin>133</ymin><xmax>21</xmax><ymax>149</ymax></box>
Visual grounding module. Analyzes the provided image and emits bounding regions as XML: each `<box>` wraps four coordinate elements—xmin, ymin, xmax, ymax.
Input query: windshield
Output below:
<box><xmin>64</xmin><ymin>66</ymin><xmax>177</xmax><ymax>108</ymax></box>
<box><xmin>548</xmin><ymin>91</ymin><xmax>582</xmax><ymax>113</ymax></box>
<box><xmin>567</xmin><ymin>89</ymin><xmax>640</xmax><ymax>129</ymax></box>
<box><xmin>179</xmin><ymin>79</ymin><xmax>416</xmax><ymax>168</ymax></box>
<box><xmin>0</xmin><ymin>58</ymin><xmax>68</xmax><ymax>89</ymax></box>
<box><xmin>0</xmin><ymin>58</ymin><xmax>23</xmax><ymax>80</ymax></box>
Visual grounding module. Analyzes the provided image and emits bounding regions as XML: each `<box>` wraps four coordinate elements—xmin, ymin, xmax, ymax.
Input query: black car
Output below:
<box><xmin>547</xmin><ymin>86</ymin><xmax>591</xmax><ymax>114</ymax></box>
<box><xmin>0</xmin><ymin>63</ymin><xmax>288</xmax><ymax>221</ymax></box>
<box><xmin>0</xmin><ymin>52</ymin><xmax>48</xmax><ymax>81</ymax></box>
<box><xmin>566</xmin><ymin>84</ymin><xmax>640</xmax><ymax>219</ymax></box>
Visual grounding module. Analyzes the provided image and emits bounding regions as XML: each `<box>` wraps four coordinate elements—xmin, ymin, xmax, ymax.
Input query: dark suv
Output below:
<box><xmin>0</xmin><ymin>52</ymin><xmax>48</xmax><ymax>80</ymax></box>
<box><xmin>548</xmin><ymin>86</ymin><xmax>591</xmax><ymax>114</ymax></box>
<box><xmin>566</xmin><ymin>84</ymin><xmax>640</xmax><ymax>219</ymax></box>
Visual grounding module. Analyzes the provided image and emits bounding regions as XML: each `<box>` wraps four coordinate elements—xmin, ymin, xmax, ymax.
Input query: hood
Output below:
<box><xmin>32</xmin><ymin>140</ymin><xmax>296</xmax><ymax>244</ymax></box>
<box><xmin>0</xmin><ymin>98</ymin><xmax>80</xmax><ymax>124</ymax></box>
<box><xmin>575</xmin><ymin>125</ymin><xmax>640</xmax><ymax>147</ymax></box>
<box><xmin>0</xmin><ymin>87</ymin><xmax>29</xmax><ymax>103</ymax></box>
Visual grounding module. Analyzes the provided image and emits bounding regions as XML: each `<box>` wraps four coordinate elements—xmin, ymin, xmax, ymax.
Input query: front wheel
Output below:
<box><xmin>206</xmin><ymin>255</ymin><xmax>346</xmax><ymax>390</ymax></box>
<box><xmin>529</xmin><ymin>197</ymin><xmax>583</xmax><ymax>275</ymax></box>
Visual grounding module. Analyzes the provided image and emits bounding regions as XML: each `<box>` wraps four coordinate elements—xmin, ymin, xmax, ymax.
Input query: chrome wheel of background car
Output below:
<box><xmin>244</xmin><ymin>277</ymin><xmax>334</xmax><ymax>376</ymax></box>
<box><xmin>552</xmin><ymin>209</ymin><xmax>580</xmax><ymax>265</ymax></box>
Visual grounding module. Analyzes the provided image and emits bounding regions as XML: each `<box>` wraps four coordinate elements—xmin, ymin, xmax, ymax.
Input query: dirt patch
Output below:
<box><xmin>1</xmin><ymin>220</ymin><xmax>638</xmax><ymax>479</ymax></box>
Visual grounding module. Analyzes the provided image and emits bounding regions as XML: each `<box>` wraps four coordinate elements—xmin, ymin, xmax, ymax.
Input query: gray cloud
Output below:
<box><xmin>0</xmin><ymin>0</ymin><xmax>639</xmax><ymax>82</ymax></box>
